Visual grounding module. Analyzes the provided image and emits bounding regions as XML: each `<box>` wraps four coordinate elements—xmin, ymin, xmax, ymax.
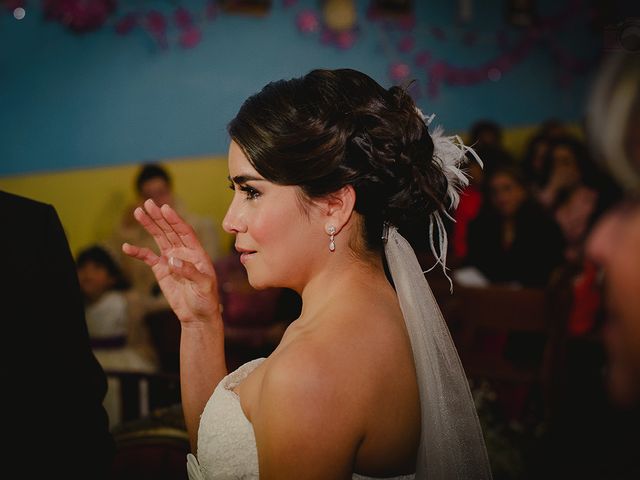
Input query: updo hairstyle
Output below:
<box><xmin>228</xmin><ymin>69</ymin><xmax>450</xmax><ymax>252</ymax></box>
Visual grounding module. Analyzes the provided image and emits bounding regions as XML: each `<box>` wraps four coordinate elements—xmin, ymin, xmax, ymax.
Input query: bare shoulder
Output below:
<box><xmin>251</xmin><ymin>340</ymin><xmax>362</xmax><ymax>479</ymax></box>
<box><xmin>259</xmin><ymin>339</ymin><xmax>364</xmax><ymax>423</ymax></box>
<box><xmin>251</xmin><ymin>289</ymin><xmax>419</xmax><ymax>477</ymax></box>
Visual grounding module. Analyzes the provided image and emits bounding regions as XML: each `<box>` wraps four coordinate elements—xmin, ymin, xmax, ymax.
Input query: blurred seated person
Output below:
<box><xmin>522</xmin><ymin>119</ymin><xmax>570</xmax><ymax>192</ymax></box>
<box><xmin>522</xmin><ymin>133</ymin><xmax>550</xmax><ymax>192</ymax></box>
<box><xmin>451</xmin><ymin>147</ymin><xmax>515</xmax><ymax>266</ymax></box>
<box><xmin>77</xmin><ymin>244</ymin><xmax>159</xmax><ymax>428</ymax></box>
<box><xmin>530</xmin><ymin>53</ymin><xmax>640</xmax><ymax>480</ymax></box>
<box><xmin>215</xmin><ymin>247</ymin><xmax>301</xmax><ymax>372</ymax></box>
<box><xmin>469</xmin><ymin>119</ymin><xmax>503</xmax><ymax>150</ymax></box>
<box><xmin>535</xmin><ymin>136</ymin><xmax>621</xmax><ymax>263</ymax></box>
<box><xmin>459</xmin><ymin>167</ymin><xmax>565</xmax><ymax>421</ymax></box>
<box><xmin>109</xmin><ymin>162</ymin><xmax>221</xmax><ymax>297</ymax></box>
<box><xmin>538</xmin><ymin>117</ymin><xmax>569</xmax><ymax>140</ymax></box>
<box><xmin>462</xmin><ymin>166</ymin><xmax>565</xmax><ymax>288</ymax></box>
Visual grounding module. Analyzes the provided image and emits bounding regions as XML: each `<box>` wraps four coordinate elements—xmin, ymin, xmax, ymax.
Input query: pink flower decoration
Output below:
<box><xmin>389</xmin><ymin>62</ymin><xmax>411</xmax><ymax>82</ymax></box>
<box><xmin>296</xmin><ymin>10</ymin><xmax>320</xmax><ymax>34</ymax></box>
<box><xmin>180</xmin><ymin>27</ymin><xmax>202</xmax><ymax>48</ymax></box>
<box><xmin>398</xmin><ymin>15</ymin><xmax>416</xmax><ymax>31</ymax></box>
<box><xmin>43</xmin><ymin>0</ymin><xmax>117</xmax><ymax>33</ymax></box>
<box><xmin>174</xmin><ymin>7</ymin><xmax>193</xmax><ymax>30</ymax></box>
<box><xmin>414</xmin><ymin>50</ymin><xmax>432</xmax><ymax>67</ymax></box>
<box><xmin>444</xmin><ymin>67</ymin><xmax>461</xmax><ymax>85</ymax></box>
<box><xmin>397</xmin><ymin>36</ymin><xmax>415</xmax><ymax>53</ymax></box>
<box><xmin>205</xmin><ymin>1</ymin><xmax>218</xmax><ymax>20</ymax></box>
<box><xmin>4</xmin><ymin>0</ymin><xmax>24</xmax><ymax>11</ymax></box>
<box><xmin>335</xmin><ymin>30</ymin><xmax>356</xmax><ymax>50</ymax></box>
<box><xmin>146</xmin><ymin>10</ymin><xmax>166</xmax><ymax>36</ymax></box>
<box><xmin>429</xmin><ymin>62</ymin><xmax>447</xmax><ymax>80</ymax></box>
<box><xmin>114</xmin><ymin>14</ymin><xmax>137</xmax><ymax>35</ymax></box>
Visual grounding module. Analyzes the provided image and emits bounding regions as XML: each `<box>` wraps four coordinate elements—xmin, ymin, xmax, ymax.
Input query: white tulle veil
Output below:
<box><xmin>383</xmin><ymin>111</ymin><xmax>493</xmax><ymax>479</ymax></box>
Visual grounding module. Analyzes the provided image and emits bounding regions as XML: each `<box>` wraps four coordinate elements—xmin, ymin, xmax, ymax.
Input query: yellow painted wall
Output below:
<box><xmin>0</xmin><ymin>156</ymin><xmax>234</xmax><ymax>257</ymax></box>
<box><xmin>0</xmin><ymin>123</ymin><xmax>583</xmax><ymax>257</ymax></box>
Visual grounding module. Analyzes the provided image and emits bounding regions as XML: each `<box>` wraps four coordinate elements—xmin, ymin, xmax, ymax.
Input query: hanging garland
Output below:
<box><xmin>290</xmin><ymin>0</ymin><xmax>599</xmax><ymax>98</ymax></box>
<box><xmin>5</xmin><ymin>0</ymin><xmax>600</xmax><ymax>96</ymax></box>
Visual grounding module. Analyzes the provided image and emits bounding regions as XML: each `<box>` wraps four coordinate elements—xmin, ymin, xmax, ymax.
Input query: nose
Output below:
<box><xmin>222</xmin><ymin>198</ymin><xmax>247</xmax><ymax>234</ymax></box>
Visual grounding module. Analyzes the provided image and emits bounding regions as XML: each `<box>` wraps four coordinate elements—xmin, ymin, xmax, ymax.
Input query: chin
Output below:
<box><xmin>246</xmin><ymin>273</ymin><xmax>273</xmax><ymax>291</ymax></box>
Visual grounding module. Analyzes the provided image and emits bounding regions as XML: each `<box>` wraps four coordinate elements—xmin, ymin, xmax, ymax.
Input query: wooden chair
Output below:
<box><xmin>109</xmin><ymin>404</ymin><xmax>189</xmax><ymax>480</ymax></box>
<box><xmin>440</xmin><ymin>284</ymin><xmax>569</xmax><ymax>424</ymax></box>
<box><xmin>105</xmin><ymin>370</ymin><xmax>182</xmax><ymax>425</ymax></box>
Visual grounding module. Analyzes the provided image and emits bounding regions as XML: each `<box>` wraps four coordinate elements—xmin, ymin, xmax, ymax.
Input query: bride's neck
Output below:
<box><xmin>297</xmin><ymin>250</ymin><xmax>388</xmax><ymax>323</ymax></box>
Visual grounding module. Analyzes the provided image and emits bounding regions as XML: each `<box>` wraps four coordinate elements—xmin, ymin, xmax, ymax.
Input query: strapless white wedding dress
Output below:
<box><xmin>186</xmin><ymin>358</ymin><xmax>415</xmax><ymax>480</ymax></box>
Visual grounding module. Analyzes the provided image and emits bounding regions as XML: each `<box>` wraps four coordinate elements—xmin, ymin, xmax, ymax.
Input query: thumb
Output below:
<box><xmin>168</xmin><ymin>256</ymin><xmax>211</xmax><ymax>284</ymax></box>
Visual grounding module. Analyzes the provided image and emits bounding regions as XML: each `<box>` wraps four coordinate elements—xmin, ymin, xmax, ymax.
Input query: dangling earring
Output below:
<box><xmin>327</xmin><ymin>225</ymin><xmax>336</xmax><ymax>252</ymax></box>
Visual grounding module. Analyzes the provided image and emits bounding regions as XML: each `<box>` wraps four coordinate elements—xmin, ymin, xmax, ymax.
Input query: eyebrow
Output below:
<box><xmin>227</xmin><ymin>174</ymin><xmax>266</xmax><ymax>184</ymax></box>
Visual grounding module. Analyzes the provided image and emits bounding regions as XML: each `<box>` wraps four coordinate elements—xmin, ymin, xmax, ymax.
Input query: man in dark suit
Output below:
<box><xmin>0</xmin><ymin>191</ymin><xmax>114</xmax><ymax>478</ymax></box>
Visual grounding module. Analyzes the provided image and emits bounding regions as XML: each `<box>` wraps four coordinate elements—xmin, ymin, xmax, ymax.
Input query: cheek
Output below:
<box><xmin>249</xmin><ymin>211</ymin><xmax>284</xmax><ymax>248</ymax></box>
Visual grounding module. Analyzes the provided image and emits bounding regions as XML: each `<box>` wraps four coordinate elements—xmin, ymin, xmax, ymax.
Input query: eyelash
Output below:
<box><xmin>228</xmin><ymin>182</ymin><xmax>261</xmax><ymax>200</ymax></box>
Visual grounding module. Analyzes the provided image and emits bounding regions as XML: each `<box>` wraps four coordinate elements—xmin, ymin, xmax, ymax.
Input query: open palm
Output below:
<box><xmin>122</xmin><ymin>199</ymin><xmax>221</xmax><ymax>325</ymax></box>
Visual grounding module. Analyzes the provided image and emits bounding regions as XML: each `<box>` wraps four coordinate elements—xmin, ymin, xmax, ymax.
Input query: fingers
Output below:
<box><xmin>122</xmin><ymin>242</ymin><xmax>161</xmax><ymax>267</ymax></box>
<box><xmin>168</xmin><ymin>246</ymin><xmax>215</xmax><ymax>276</ymax></box>
<box><xmin>161</xmin><ymin>204</ymin><xmax>205</xmax><ymax>251</ymax></box>
<box><xmin>168</xmin><ymin>255</ymin><xmax>212</xmax><ymax>285</ymax></box>
<box><xmin>133</xmin><ymin>205</ymin><xmax>173</xmax><ymax>252</ymax></box>
<box><xmin>143</xmin><ymin>199</ymin><xmax>185</xmax><ymax>249</ymax></box>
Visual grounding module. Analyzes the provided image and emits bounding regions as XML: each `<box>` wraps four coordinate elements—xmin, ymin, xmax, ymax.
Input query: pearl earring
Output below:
<box><xmin>327</xmin><ymin>225</ymin><xmax>336</xmax><ymax>252</ymax></box>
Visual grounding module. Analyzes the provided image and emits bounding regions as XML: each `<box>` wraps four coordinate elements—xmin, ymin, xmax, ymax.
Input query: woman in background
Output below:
<box><xmin>465</xmin><ymin>166</ymin><xmax>565</xmax><ymax>288</ymax></box>
<box><xmin>77</xmin><ymin>244</ymin><xmax>158</xmax><ymax>427</ymax></box>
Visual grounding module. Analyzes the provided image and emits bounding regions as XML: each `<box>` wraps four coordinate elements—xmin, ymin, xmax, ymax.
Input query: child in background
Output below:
<box><xmin>77</xmin><ymin>245</ymin><xmax>157</xmax><ymax>428</ymax></box>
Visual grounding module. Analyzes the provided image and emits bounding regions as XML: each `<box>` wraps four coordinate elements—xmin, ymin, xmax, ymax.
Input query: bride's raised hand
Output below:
<box><xmin>122</xmin><ymin>199</ymin><xmax>221</xmax><ymax>326</ymax></box>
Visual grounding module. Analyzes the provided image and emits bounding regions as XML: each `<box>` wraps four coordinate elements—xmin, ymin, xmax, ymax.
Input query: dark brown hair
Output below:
<box><xmin>228</xmin><ymin>68</ymin><xmax>449</xmax><ymax>251</ymax></box>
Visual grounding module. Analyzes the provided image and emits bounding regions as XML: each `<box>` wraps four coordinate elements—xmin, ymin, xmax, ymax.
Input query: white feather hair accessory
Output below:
<box><xmin>415</xmin><ymin>107</ymin><xmax>483</xmax><ymax>291</ymax></box>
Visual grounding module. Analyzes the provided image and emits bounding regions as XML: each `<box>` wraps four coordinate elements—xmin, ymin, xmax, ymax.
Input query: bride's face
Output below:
<box><xmin>222</xmin><ymin>141</ymin><xmax>326</xmax><ymax>290</ymax></box>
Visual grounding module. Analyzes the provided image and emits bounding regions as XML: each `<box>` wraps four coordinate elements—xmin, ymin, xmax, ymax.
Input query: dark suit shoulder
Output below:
<box><xmin>0</xmin><ymin>190</ymin><xmax>56</xmax><ymax>230</ymax></box>
<box><xmin>0</xmin><ymin>189</ymin><xmax>52</xmax><ymax>210</ymax></box>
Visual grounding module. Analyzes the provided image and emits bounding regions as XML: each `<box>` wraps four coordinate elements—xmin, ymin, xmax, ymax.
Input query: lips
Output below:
<box><xmin>236</xmin><ymin>245</ymin><xmax>257</xmax><ymax>264</ymax></box>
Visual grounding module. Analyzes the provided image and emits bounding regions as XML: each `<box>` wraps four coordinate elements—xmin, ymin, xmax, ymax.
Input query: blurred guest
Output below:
<box><xmin>0</xmin><ymin>191</ymin><xmax>114</xmax><ymax>478</ymax></box>
<box><xmin>536</xmin><ymin>52</ymin><xmax>640</xmax><ymax>480</ymax></box>
<box><xmin>469</xmin><ymin>119</ymin><xmax>503</xmax><ymax>149</ymax></box>
<box><xmin>451</xmin><ymin>154</ymin><xmax>484</xmax><ymax>264</ymax></box>
<box><xmin>522</xmin><ymin>119</ymin><xmax>569</xmax><ymax>191</ymax></box>
<box><xmin>585</xmin><ymin>51</ymin><xmax>640</xmax><ymax>406</ymax></box>
<box><xmin>110</xmin><ymin>162</ymin><xmax>221</xmax><ymax>297</ymax></box>
<box><xmin>536</xmin><ymin>136</ymin><xmax>621</xmax><ymax>263</ymax></box>
<box><xmin>538</xmin><ymin>117</ymin><xmax>568</xmax><ymax>139</ymax></box>
<box><xmin>587</xmin><ymin>52</ymin><xmax>640</xmax><ymax>192</ymax></box>
<box><xmin>522</xmin><ymin>133</ymin><xmax>550</xmax><ymax>191</ymax></box>
<box><xmin>77</xmin><ymin>245</ymin><xmax>158</xmax><ymax>428</ymax></box>
<box><xmin>464</xmin><ymin>166</ymin><xmax>565</xmax><ymax>288</ymax></box>
<box><xmin>587</xmin><ymin>201</ymin><xmax>640</xmax><ymax>406</ymax></box>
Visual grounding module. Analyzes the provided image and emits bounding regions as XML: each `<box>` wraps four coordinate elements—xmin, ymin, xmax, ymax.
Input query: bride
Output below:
<box><xmin>123</xmin><ymin>68</ymin><xmax>492</xmax><ymax>479</ymax></box>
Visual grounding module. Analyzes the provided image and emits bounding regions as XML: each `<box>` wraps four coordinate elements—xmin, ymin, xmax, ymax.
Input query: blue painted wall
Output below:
<box><xmin>0</xmin><ymin>0</ymin><xmax>603</xmax><ymax>176</ymax></box>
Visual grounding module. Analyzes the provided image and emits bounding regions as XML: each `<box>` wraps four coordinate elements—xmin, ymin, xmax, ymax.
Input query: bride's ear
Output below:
<box><xmin>319</xmin><ymin>185</ymin><xmax>356</xmax><ymax>234</ymax></box>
